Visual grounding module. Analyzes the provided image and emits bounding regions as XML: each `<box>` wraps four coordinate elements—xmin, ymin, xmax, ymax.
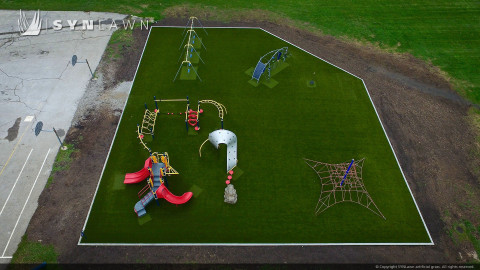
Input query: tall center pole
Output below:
<box><xmin>341</xmin><ymin>159</ymin><xmax>354</xmax><ymax>186</ymax></box>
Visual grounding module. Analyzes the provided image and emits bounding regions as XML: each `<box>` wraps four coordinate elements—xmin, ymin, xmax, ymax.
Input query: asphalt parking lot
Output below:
<box><xmin>0</xmin><ymin>10</ymin><xmax>126</xmax><ymax>263</ymax></box>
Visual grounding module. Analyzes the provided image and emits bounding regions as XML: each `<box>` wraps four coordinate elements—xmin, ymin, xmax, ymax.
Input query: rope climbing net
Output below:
<box><xmin>303</xmin><ymin>158</ymin><xmax>385</xmax><ymax>220</ymax></box>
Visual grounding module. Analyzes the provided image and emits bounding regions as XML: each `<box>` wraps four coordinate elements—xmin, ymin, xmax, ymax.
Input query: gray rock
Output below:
<box><xmin>224</xmin><ymin>184</ymin><xmax>237</xmax><ymax>204</ymax></box>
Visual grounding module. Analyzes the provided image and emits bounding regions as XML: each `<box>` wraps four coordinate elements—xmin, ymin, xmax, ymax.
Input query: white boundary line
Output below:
<box><xmin>0</xmin><ymin>256</ymin><xmax>12</xmax><ymax>259</ymax></box>
<box><xmin>78</xmin><ymin>242</ymin><xmax>431</xmax><ymax>246</ymax></box>
<box><xmin>2</xmin><ymin>148</ymin><xmax>50</xmax><ymax>257</ymax></box>
<box><xmin>0</xmin><ymin>148</ymin><xmax>33</xmax><ymax>216</ymax></box>
<box><xmin>360</xmin><ymin>79</ymin><xmax>434</xmax><ymax>245</ymax></box>
<box><xmin>79</xmin><ymin>26</ymin><xmax>432</xmax><ymax>246</ymax></box>
<box><xmin>78</xmin><ymin>27</ymin><xmax>154</xmax><ymax>245</ymax></box>
<box><xmin>153</xmin><ymin>25</ymin><xmax>261</xmax><ymax>29</ymax></box>
<box><xmin>259</xmin><ymin>29</ymin><xmax>362</xmax><ymax>79</ymax></box>
<box><xmin>260</xmin><ymin>27</ymin><xmax>433</xmax><ymax>245</ymax></box>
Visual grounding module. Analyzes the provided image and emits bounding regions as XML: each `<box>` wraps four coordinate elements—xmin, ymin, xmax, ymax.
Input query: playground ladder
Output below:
<box><xmin>138</xmin><ymin>184</ymin><xmax>150</xmax><ymax>199</ymax></box>
<box><xmin>140</xmin><ymin>109</ymin><xmax>157</xmax><ymax>135</ymax></box>
<box><xmin>140</xmin><ymin>192</ymin><xmax>155</xmax><ymax>206</ymax></box>
<box><xmin>252</xmin><ymin>62</ymin><xmax>266</xmax><ymax>82</ymax></box>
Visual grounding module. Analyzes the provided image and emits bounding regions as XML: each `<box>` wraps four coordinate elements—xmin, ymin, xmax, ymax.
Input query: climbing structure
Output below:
<box><xmin>136</xmin><ymin>124</ymin><xmax>150</xmax><ymax>152</ymax></box>
<box><xmin>303</xmin><ymin>158</ymin><xmax>385</xmax><ymax>219</ymax></box>
<box><xmin>252</xmin><ymin>47</ymin><xmax>288</xmax><ymax>83</ymax></box>
<box><xmin>173</xmin><ymin>17</ymin><xmax>207</xmax><ymax>82</ymax></box>
<box><xmin>185</xmin><ymin>97</ymin><xmax>201</xmax><ymax>130</ymax></box>
<box><xmin>140</xmin><ymin>108</ymin><xmax>157</xmax><ymax>135</ymax></box>
<box><xmin>137</xmin><ymin>106</ymin><xmax>159</xmax><ymax>152</ymax></box>
<box><xmin>199</xmin><ymin>129</ymin><xmax>238</xmax><ymax>172</ymax></box>
<box><xmin>124</xmin><ymin>152</ymin><xmax>191</xmax><ymax>217</ymax></box>
<box><xmin>197</xmin><ymin>100</ymin><xmax>227</xmax><ymax>129</ymax></box>
<box><xmin>153</xmin><ymin>151</ymin><xmax>179</xmax><ymax>175</ymax></box>
<box><xmin>198</xmin><ymin>100</ymin><xmax>227</xmax><ymax>119</ymax></box>
<box><xmin>137</xmin><ymin>97</ymin><xmax>190</xmax><ymax>152</ymax></box>
<box><xmin>130</xmin><ymin>96</ymin><xmax>237</xmax><ymax>216</ymax></box>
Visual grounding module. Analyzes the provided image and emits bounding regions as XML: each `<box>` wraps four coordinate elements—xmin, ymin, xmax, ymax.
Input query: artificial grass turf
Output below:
<box><xmin>81</xmin><ymin>27</ymin><xmax>431</xmax><ymax>244</ymax></box>
<box><xmin>179</xmin><ymin>66</ymin><xmax>199</xmax><ymax>80</ymax></box>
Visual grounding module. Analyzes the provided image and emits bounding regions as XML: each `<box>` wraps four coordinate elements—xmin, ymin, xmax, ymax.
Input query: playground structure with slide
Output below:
<box><xmin>124</xmin><ymin>152</ymin><xmax>192</xmax><ymax>217</ymax></box>
<box><xmin>126</xmin><ymin>93</ymin><xmax>238</xmax><ymax>217</ymax></box>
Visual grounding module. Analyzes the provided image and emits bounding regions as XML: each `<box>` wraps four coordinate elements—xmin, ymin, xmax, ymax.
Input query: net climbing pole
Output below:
<box><xmin>303</xmin><ymin>158</ymin><xmax>386</xmax><ymax>220</ymax></box>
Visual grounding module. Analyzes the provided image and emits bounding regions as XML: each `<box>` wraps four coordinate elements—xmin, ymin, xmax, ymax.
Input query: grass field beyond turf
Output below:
<box><xmin>81</xmin><ymin>27</ymin><xmax>431</xmax><ymax>244</ymax></box>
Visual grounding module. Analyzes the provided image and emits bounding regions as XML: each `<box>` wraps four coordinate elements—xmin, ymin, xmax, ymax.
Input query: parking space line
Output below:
<box><xmin>0</xmin><ymin>148</ymin><xmax>33</xmax><ymax>217</ymax></box>
<box><xmin>1</xmin><ymin>148</ymin><xmax>50</xmax><ymax>257</ymax></box>
<box><xmin>0</xmin><ymin>121</ymin><xmax>33</xmax><ymax>178</ymax></box>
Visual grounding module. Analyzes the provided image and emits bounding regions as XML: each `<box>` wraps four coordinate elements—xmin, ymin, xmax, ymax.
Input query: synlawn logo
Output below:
<box><xmin>18</xmin><ymin>9</ymin><xmax>41</xmax><ymax>36</ymax></box>
<box><xmin>17</xmin><ymin>9</ymin><xmax>150</xmax><ymax>36</ymax></box>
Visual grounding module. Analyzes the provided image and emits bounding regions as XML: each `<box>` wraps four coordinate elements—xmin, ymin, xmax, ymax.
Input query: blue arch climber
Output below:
<box><xmin>252</xmin><ymin>47</ymin><xmax>288</xmax><ymax>83</ymax></box>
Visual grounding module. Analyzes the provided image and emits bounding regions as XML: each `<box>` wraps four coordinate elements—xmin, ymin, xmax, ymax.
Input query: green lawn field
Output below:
<box><xmin>80</xmin><ymin>27</ymin><xmax>431</xmax><ymax>244</ymax></box>
<box><xmin>3</xmin><ymin>1</ymin><xmax>478</xmax><ymax>103</ymax></box>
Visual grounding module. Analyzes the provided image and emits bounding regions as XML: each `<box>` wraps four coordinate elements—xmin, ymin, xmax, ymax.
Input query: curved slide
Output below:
<box><xmin>155</xmin><ymin>185</ymin><xmax>193</xmax><ymax>205</ymax></box>
<box><xmin>124</xmin><ymin>158</ymin><xmax>152</xmax><ymax>184</ymax></box>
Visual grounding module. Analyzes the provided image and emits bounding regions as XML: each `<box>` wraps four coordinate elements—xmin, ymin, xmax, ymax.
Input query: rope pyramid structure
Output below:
<box><xmin>173</xmin><ymin>17</ymin><xmax>207</xmax><ymax>82</ymax></box>
<box><xmin>304</xmin><ymin>158</ymin><xmax>386</xmax><ymax>220</ymax></box>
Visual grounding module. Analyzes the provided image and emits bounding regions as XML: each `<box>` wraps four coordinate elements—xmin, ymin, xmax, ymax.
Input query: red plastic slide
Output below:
<box><xmin>124</xmin><ymin>158</ymin><xmax>152</xmax><ymax>184</ymax></box>
<box><xmin>155</xmin><ymin>185</ymin><xmax>193</xmax><ymax>205</ymax></box>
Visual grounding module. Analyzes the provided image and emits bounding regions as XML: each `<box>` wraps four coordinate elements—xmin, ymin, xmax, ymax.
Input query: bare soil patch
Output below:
<box><xmin>19</xmin><ymin>15</ymin><xmax>480</xmax><ymax>266</ymax></box>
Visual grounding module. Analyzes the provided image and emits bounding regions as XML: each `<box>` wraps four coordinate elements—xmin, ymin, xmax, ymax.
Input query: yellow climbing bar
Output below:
<box><xmin>154</xmin><ymin>99</ymin><xmax>188</xmax><ymax>102</ymax></box>
<box><xmin>198</xmin><ymin>100</ymin><xmax>227</xmax><ymax>119</ymax></box>
<box><xmin>137</xmin><ymin>125</ymin><xmax>150</xmax><ymax>152</ymax></box>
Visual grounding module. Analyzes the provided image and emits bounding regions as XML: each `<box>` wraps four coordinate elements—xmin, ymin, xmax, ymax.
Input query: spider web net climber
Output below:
<box><xmin>304</xmin><ymin>158</ymin><xmax>386</xmax><ymax>220</ymax></box>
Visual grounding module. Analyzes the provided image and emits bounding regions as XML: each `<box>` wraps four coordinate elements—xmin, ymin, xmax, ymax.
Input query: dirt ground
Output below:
<box><xmin>18</xmin><ymin>16</ymin><xmax>480</xmax><ymax>266</ymax></box>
